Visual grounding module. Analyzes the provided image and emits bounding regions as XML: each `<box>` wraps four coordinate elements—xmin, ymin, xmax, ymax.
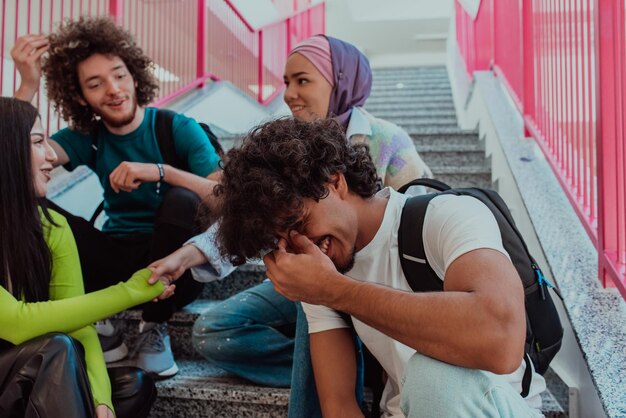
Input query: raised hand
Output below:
<box><xmin>11</xmin><ymin>34</ymin><xmax>50</xmax><ymax>102</ymax></box>
<box><xmin>264</xmin><ymin>231</ymin><xmax>341</xmax><ymax>304</ymax></box>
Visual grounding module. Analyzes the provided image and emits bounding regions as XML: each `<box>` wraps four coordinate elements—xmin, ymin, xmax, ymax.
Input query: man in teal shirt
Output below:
<box><xmin>13</xmin><ymin>16</ymin><xmax>220</xmax><ymax>378</ymax></box>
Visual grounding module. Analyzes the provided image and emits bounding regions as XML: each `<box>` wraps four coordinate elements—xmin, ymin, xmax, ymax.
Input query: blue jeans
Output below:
<box><xmin>401</xmin><ymin>353</ymin><xmax>542</xmax><ymax>418</ymax></box>
<box><xmin>193</xmin><ymin>280</ymin><xmax>363</xmax><ymax>416</ymax></box>
<box><xmin>192</xmin><ymin>280</ymin><xmax>296</xmax><ymax>387</ymax></box>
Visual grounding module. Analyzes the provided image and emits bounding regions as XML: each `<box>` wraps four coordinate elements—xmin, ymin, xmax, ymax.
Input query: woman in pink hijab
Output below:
<box><xmin>283</xmin><ymin>35</ymin><xmax>432</xmax><ymax>190</ymax></box>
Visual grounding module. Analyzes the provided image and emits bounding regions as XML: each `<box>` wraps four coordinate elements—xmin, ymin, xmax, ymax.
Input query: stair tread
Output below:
<box><xmin>150</xmin><ymin>360</ymin><xmax>564</xmax><ymax>416</ymax></box>
<box><xmin>155</xmin><ymin>360</ymin><xmax>290</xmax><ymax>405</ymax></box>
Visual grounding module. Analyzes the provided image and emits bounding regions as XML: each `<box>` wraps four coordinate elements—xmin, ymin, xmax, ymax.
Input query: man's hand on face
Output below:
<box><xmin>264</xmin><ymin>230</ymin><xmax>340</xmax><ymax>305</ymax></box>
<box><xmin>109</xmin><ymin>161</ymin><xmax>161</xmax><ymax>193</ymax></box>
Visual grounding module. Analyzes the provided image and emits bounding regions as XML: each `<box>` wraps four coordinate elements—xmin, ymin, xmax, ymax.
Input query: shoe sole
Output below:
<box><xmin>103</xmin><ymin>343</ymin><xmax>129</xmax><ymax>363</ymax></box>
<box><xmin>149</xmin><ymin>363</ymin><xmax>179</xmax><ymax>380</ymax></box>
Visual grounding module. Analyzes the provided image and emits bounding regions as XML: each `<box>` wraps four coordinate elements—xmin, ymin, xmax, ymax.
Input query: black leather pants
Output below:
<box><xmin>0</xmin><ymin>333</ymin><xmax>156</xmax><ymax>418</ymax></box>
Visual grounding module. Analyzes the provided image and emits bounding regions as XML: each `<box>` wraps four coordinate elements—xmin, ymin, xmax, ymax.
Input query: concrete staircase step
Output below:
<box><xmin>149</xmin><ymin>360</ymin><xmax>289</xmax><ymax>418</ymax></box>
<box><xmin>382</xmin><ymin>116</ymin><xmax>458</xmax><ymax>127</ymax></box>
<box><xmin>364</xmin><ymin>108</ymin><xmax>457</xmax><ymax>119</ymax></box>
<box><xmin>371</xmin><ymin>79</ymin><xmax>451</xmax><ymax>87</ymax></box>
<box><xmin>365</xmin><ymin>95</ymin><xmax>454</xmax><ymax>105</ymax></box>
<box><xmin>364</xmin><ymin>102</ymin><xmax>456</xmax><ymax>113</ymax></box>
<box><xmin>411</xmin><ymin>131</ymin><xmax>481</xmax><ymax>147</ymax></box>
<box><xmin>419</xmin><ymin>149</ymin><xmax>488</xmax><ymax>168</ymax></box>
<box><xmin>415</xmin><ymin>143</ymin><xmax>485</xmax><ymax>153</ymax></box>
<box><xmin>371</xmin><ymin>74</ymin><xmax>450</xmax><ymax>83</ymax></box>
<box><xmin>405</xmin><ymin>125</ymin><xmax>476</xmax><ymax>135</ymax></box>
<box><xmin>372</xmin><ymin>68</ymin><xmax>448</xmax><ymax>78</ymax></box>
<box><xmin>368</xmin><ymin>90</ymin><xmax>453</xmax><ymax>100</ymax></box>
<box><xmin>147</xmin><ymin>360</ymin><xmax>565</xmax><ymax>418</ymax></box>
<box><xmin>368</xmin><ymin>88</ymin><xmax>452</xmax><ymax>97</ymax></box>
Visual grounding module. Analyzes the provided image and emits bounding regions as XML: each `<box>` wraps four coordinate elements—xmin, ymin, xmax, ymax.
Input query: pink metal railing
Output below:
<box><xmin>207</xmin><ymin>0</ymin><xmax>325</xmax><ymax>103</ymax></box>
<box><xmin>455</xmin><ymin>0</ymin><xmax>625</xmax><ymax>298</ymax></box>
<box><xmin>0</xmin><ymin>0</ymin><xmax>110</xmax><ymax>134</ymax></box>
<box><xmin>1</xmin><ymin>0</ymin><xmax>325</xmax><ymax>129</ymax></box>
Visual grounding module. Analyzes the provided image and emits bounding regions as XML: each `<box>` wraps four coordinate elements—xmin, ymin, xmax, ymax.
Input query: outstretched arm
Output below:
<box><xmin>265</xmin><ymin>232</ymin><xmax>526</xmax><ymax>374</ymax></box>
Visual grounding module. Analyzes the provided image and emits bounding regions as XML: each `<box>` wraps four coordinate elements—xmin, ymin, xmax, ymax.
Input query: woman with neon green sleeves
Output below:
<box><xmin>0</xmin><ymin>97</ymin><xmax>174</xmax><ymax>418</ymax></box>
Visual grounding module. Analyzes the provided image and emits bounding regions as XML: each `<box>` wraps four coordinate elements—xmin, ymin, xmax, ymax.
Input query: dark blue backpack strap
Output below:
<box><xmin>155</xmin><ymin>108</ymin><xmax>188</xmax><ymax>171</ymax></box>
<box><xmin>398</xmin><ymin>194</ymin><xmax>444</xmax><ymax>292</ymax></box>
<box><xmin>398</xmin><ymin>178</ymin><xmax>451</xmax><ymax>194</ymax></box>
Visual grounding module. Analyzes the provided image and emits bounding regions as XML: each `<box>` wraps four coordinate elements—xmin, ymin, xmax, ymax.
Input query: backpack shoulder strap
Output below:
<box><xmin>398</xmin><ymin>178</ymin><xmax>451</xmax><ymax>194</ymax></box>
<box><xmin>155</xmin><ymin>108</ymin><xmax>187</xmax><ymax>170</ymax></box>
<box><xmin>398</xmin><ymin>194</ymin><xmax>444</xmax><ymax>292</ymax></box>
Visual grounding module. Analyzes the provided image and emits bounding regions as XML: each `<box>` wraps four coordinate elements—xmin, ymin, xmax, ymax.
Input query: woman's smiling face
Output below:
<box><xmin>283</xmin><ymin>52</ymin><xmax>333</xmax><ymax>122</ymax></box>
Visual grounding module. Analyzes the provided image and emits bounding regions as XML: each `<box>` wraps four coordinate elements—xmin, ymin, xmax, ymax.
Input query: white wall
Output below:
<box><xmin>325</xmin><ymin>0</ymin><xmax>453</xmax><ymax>67</ymax></box>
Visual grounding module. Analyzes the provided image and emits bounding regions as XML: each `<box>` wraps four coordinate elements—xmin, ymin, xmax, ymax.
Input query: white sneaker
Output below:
<box><xmin>132</xmin><ymin>321</ymin><xmax>178</xmax><ymax>379</ymax></box>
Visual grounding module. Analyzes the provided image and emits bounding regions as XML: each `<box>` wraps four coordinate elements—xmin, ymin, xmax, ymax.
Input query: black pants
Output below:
<box><xmin>0</xmin><ymin>334</ymin><xmax>156</xmax><ymax>418</ymax></box>
<box><xmin>47</xmin><ymin>187</ymin><xmax>204</xmax><ymax>323</ymax></box>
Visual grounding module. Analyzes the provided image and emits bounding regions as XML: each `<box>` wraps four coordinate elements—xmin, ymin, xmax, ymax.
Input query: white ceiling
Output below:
<box><xmin>345</xmin><ymin>0</ymin><xmax>454</xmax><ymax>22</ymax></box>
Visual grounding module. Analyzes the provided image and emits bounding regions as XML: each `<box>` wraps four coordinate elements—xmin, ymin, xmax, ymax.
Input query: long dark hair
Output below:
<box><xmin>0</xmin><ymin>98</ymin><xmax>52</xmax><ymax>302</ymax></box>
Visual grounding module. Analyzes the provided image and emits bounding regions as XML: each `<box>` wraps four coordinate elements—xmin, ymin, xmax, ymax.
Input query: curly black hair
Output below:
<box><xmin>43</xmin><ymin>16</ymin><xmax>158</xmax><ymax>132</ymax></box>
<box><xmin>214</xmin><ymin>117</ymin><xmax>378</xmax><ymax>264</ymax></box>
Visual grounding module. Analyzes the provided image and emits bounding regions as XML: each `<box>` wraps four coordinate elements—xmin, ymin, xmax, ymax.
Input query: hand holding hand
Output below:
<box><xmin>109</xmin><ymin>161</ymin><xmax>161</xmax><ymax>193</ymax></box>
<box><xmin>11</xmin><ymin>35</ymin><xmax>49</xmax><ymax>101</ymax></box>
<box><xmin>264</xmin><ymin>231</ymin><xmax>340</xmax><ymax>305</ymax></box>
<box><xmin>147</xmin><ymin>270</ymin><xmax>176</xmax><ymax>302</ymax></box>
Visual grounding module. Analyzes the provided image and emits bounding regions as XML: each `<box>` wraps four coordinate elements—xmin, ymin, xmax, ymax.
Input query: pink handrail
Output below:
<box><xmin>214</xmin><ymin>0</ymin><xmax>325</xmax><ymax>104</ymax></box>
<box><xmin>454</xmin><ymin>0</ymin><xmax>626</xmax><ymax>298</ymax></box>
<box><xmin>0</xmin><ymin>0</ymin><xmax>324</xmax><ymax>133</ymax></box>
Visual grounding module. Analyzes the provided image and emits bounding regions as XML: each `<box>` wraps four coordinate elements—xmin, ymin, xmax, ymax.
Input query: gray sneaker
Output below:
<box><xmin>132</xmin><ymin>321</ymin><xmax>179</xmax><ymax>379</ymax></box>
<box><xmin>96</xmin><ymin>319</ymin><xmax>128</xmax><ymax>363</ymax></box>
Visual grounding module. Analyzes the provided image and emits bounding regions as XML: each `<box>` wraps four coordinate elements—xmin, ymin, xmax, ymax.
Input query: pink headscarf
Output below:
<box><xmin>288</xmin><ymin>35</ymin><xmax>372</xmax><ymax>127</ymax></box>
<box><xmin>289</xmin><ymin>35</ymin><xmax>334</xmax><ymax>88</ymax></box>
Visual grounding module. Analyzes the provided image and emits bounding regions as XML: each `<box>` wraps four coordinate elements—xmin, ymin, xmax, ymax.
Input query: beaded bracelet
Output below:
<box><xmin>156</xmin><ymin>163</ymin><xmax>165</xmax><ymax>194</ymax></box>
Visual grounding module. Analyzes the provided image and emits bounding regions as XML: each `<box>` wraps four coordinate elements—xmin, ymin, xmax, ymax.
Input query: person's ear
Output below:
<box><xmin>329</xmin><ymin>173</ymin><xmax>348</xmax><ymax>198</ymax></box>
<box><xmin>76</xmin><ymin>95</ymin><xmax>87</xmax><ymax>107</ymax></box>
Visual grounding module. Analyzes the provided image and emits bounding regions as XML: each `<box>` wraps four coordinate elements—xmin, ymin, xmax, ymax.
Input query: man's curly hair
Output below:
<box><xmin>43</xmin><ymin>16</ymin><xmax>158</xmax><ymax>132</ymax></box>
<box><xmin>215</xmin><ymin>117</ymin><xmax>378</xmax><ymax>264</ymax></box>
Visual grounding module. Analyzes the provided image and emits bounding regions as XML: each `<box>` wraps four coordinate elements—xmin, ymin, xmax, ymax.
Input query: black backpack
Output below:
<box><xmin>397</xmin><ymin>178</ymin><xmax>563</xmax><ymax>396</ymax></box>
<box><xmin>349</xmin><ymin>178</ymin><xmax>563</xmax><ymax>417</ymax></box>
<box><xmin>88</xmin><ymin>108</ymin><xmax>223</xmax><ymax>224</ymax></box>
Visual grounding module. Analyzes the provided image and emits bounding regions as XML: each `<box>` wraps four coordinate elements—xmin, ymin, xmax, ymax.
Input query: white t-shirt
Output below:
<box><xmin>303</xmin><ymin>188</ymin><xmax>546</xmax><ymax>417</ymax></box>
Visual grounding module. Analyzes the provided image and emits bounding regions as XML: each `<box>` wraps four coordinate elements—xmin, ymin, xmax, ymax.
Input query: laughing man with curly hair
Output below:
<box><xmin>12</xmin><ymin>16</ymin><xmax>222</xmax><ymax>379</ymax></box>
<box><xmin>208</xmin><ymin>117</ymin><xmax>540</xmax><ymax>418</ymax></box>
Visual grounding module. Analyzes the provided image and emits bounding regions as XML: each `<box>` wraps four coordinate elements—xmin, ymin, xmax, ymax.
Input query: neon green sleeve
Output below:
<box><xmin>0</xmin><ymin>210</ymin><xmax>165</xmax><ymax>412</ymax></box>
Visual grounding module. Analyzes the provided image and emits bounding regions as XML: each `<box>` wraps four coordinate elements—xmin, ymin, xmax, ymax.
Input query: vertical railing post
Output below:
<box><xmin>286</xmin><ymin>17</ymin><xmax>291</xmax><ymax>56</ymax></box>
<box><xmin>197</xmin><ymin>0</ymin><xmax>206</xmax><ymax>79</ymax></box>
<box><xmin>109</xmin><ymin>0</ymin><xmax>122</xmax><ymax>24</ymax></box>
<box><xmin>522</xmin><ymin>0</ymin><xmax>535</xmax><ymax>136</ymax></box>
<box><xmin>596</xmin><ymin>0</ymin><xmax>618</xmax><ymax>288</ymax></box>
<box><xmin>1</xmin><ymin>0</ymin><xmax>7</xmax><ymax>96</ymax></box>
<box><xmin>258</xmin><ymin>29</ymin><xmax>264</xmax><ymax>103</ymax></box>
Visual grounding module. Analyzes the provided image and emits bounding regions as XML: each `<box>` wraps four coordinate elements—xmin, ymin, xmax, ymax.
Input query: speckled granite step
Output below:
<box><xmin>380</xmin><ymin>116</ymin><xmax>458</xmax><ymax>127</ymax></box>
<box><xmin>146</xmin><ymin>361</ymin><xmax>566</xmax><ymax>418</ymax></box>
<box><xmin>149</xmin><ymin>361</ymin><xmax>289</xmax><ymax>418</ymax></box>
<box><xmin>363</xmin><ymin>108</ymin><xmax>457</xmax><ymax>119</ymax></box>
<box><xmin>368</xmin><ymin>88</ymin><xmax>453</xmax><ymax>98</ymax></box>
<box><xmin>411</xmin><ymin>131</ymin><xmax>481</xmax><ymax>147</ymax></box>
<box><xmin>364</xmin><ymin>102</ymin><xmax>456</xmax><ymax>113</ymax></box>
<box><xmin>366</xmin><ymin>93</ymin><xmax>454</xmax><ymax>104</ymax></box>
<box><xmin>419</xmin><ymin>148</ymin><xmax>489</xmax><ymax>168</ymax></box>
